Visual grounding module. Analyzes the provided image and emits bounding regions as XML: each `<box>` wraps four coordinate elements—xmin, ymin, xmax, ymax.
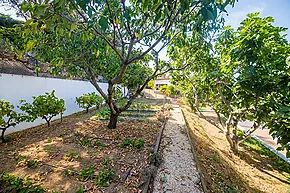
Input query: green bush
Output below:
<box><xmin>96</xmin><ymin>108</ymin><xmax>111</xmax><ymax>119</ymax></box>
<box><xmin>76</xmin><ymin>92</ymin><xmax>104</xmax><ymax>113</ymax></box>
<box><xmin>159</xmin><ymin>85</ymin><xmax>168</xmax><ymax>94</ymax></box>
<box><xmin>147</xmin><ymin>80</ymin><xmax>154</xmax><ymax>89</ymax></box>
<box><xmin>0</xmin><ymin>100</ymin><xmax>20</xmax><ymax>142</ymax></box>
<box><xmin>95</xmin><ymin>168</ymin><xmax>114</xmax><ymax>187</ymax></box>
<box><xmin>20</xmin><ymin>90</ymin><xmax>65</xmax><ymax>127</ymax></box>
<box><xmin>0</xmin><ymin>173</ymin><xmax>45</xmax><ymax>193</ymax></box>
<box><xmin>120</xmin><ymin>138</ymin><xmax>145</xmax><ymax>150</ymax></box>
<box><xmin>167</xmin><ymin>85</ymin><xmax>178</xmax><ymax>96</ymax></box>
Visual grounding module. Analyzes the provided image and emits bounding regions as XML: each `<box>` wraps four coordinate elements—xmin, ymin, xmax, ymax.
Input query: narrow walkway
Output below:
<box><xmin>153</xmin><ymin>103</ymin><xmax>203</xmax><ymax>193</ymax></box>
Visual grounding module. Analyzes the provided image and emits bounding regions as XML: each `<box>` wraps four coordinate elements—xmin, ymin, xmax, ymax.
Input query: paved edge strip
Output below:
<box><xmin>181</xmin><ymin>109</ymin><xmax>208</xmax><ymax>193</ymax></box>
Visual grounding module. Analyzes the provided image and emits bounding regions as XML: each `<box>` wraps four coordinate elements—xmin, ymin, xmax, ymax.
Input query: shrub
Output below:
<box><xmin>78</xmin><ymin>166</ymin><xmax>95</xmax><ymax>181</ymax></box>
<box><xmin>0</xmin><ymin>100</ymin><xmax>20</xmax><ymax>142</ymax></box>
<box><xmin>76</xmin><ymin>92</ymin><xmax>104</xmax><ymax>113</ymax></box>
<box><xmin>147</xmin><ymin>80</ymin><xmax>154</xmax><ymax>89</ymax></box>
<box><xmin>159</xmin><ymin>85</ymin><xmax>168</xmax><ymax>94</ymax></box>
<box><xmin>120</xmin><ymin>138</ymin><xmax>145</xmax><ymax>150</ymax></box>
<box><xmin>95</xmin><ymin>168</ymin><xmax>114</xmax><ymax>187</ymax></box>
<box><xmin>0</xmin><ymin>173</ymin><xmax>45</xmax><ymax>193</ymax></box>
<box><xmin>20</xmin><ymin>90</ymin><xmax>65</xmax><ymax>127</ymax></box>
<box><xmin>166</xmin><ymin>85</ymin><xmax>178</xmax><ymax>96</ymax></box>
<box><xmin>95</xmin><ymin>108</ymin><xmax>111</xmax><ymax>119</ymax></box>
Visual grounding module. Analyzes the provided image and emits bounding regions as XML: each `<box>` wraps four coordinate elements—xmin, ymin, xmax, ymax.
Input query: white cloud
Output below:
<box><xmin>224</xmin><ymin>5</ymin><xmax>265</xmax><ymax>29</ymax></box>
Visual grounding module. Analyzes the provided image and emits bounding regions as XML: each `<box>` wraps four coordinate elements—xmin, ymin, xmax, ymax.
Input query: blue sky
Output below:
<box><xmin>224</xmin><ymin>0</ymin><xmax>290</xmax><ymax>40</ymax></box>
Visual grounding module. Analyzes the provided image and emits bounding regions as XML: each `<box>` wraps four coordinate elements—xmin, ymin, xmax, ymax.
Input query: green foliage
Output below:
<box><xmin>13</xmin><ymin>153</ymin><xmax>38</xmax><ymax>168</ymax></box>
<box><xmin>130</xmin><ymin>102</ymin><xmax>151</xmax><ymax>110</ymax></box>
<box><xmin>14</xmin><ymin>0</ymin><xmax>236</xmax><ymax>129</ymax></box>
<box><xmin>95</xmin><ymin>168</ymin><xmax>114</xmax><ymax>187</ymax></box>
<box><xmin>0</xmin><ymin>100</ymin><xmax>20</xmax><ymax>141</ymax></box>
<box><xmin>241</xmin><ymin>136</ymin><xmax>290</xmax><ymax>174</ymax></box>
<box><xmin>76</xmin><ymin>92</ymin><xmax>103</xmax><ymax>113</ymax></box>
<box><xmin>95</xmin><ymin>108</ymin><xmax>111</xmax><ymax>119</ymax></box>
<box><xmin>75</xmin><ymin>186</ymin><xmax>85</xmax><ymax>193</ymax></box>
<box><xmin>147</xmin><ymin>80</ymin><xmax>154</xmax><ymax>89</ymax></box>
<box><xmin>95</xmin><ymin>139</ymin><xmax>105</xmax><ymax>147</ymax></box>
<box><xmin>65</xmin><ymin>150</ymin><xmax>81</xmax><ymax>162</ymax></box>
<box><xmin>166</xmin><ymin>85</ymin><xmax>178</xmax><ymax>96</ymax></box>
<box><xmin>20</xmin><ymin>90</ymin><xmax>66</xmax><ymax>127</ymax></box>
<box><xmin>0</xmin><ymin>173</ymin><xmax>45</xmax><ymax>193</ymax></box>
<box><xmin>120</xmin><ymin>138</ymin><xmax>145</xmax><ymax>150</ymax></box>
<box><xmin>63</xmin><ymin>167</ymin><xmax>75</xmax><ymax>177</ymax></box>
<box><xmin>0</xmin><ymin>13</ymin><xmax>23</xmax><ymax>28</ymax></box>
<box><xmin>79</xmin><ymin>166</ymin><xmax>95</xmax><ymax>181</ymax></box>
<box><xmin>171</xmin><ymin>12</ymin><xmax>290</xmax><ymax>155</ymax></box>
<box><xmin>159</xmin><ymin>85</ymin><xmax>168</xmax><ymax>94</ymax></box>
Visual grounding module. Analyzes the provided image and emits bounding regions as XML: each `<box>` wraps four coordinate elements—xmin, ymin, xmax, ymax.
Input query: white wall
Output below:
<box><xmin>0</xmin><ymin>73</ymin><xmax>111</xmax><ymax>135</ymax></box>
<box><xmin>154</xmin><ymin>79</ymin><xmax>170</xmax><ymax>87</ymax></box>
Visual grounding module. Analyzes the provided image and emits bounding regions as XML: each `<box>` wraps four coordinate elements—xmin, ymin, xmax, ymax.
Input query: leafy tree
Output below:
<box><xmin>0</xmin><ymin>14</ymin><xmax>25</xmax><ymax>52</ymax></box>
<box><xmin>76</xmin><ymin>92</ymin><xmax>104</xmax><ymax>113</ymax></box>
<box><xmin>0</xmin><ymin>100</ymin><xmax>20</xmax><ymax>142</ymax></box>
<box><xmin>10</xmin><ymin>0</ymin><xmax>236</xmax><ymax>128</ymax></box>
<box><xmin>172</xmin><ymin>13</ymin><xmax>290</xmax><ymax>155</ymax></box>
<box><xmin>20</xmin><ymin>90</ymin><xmax>66</xmax><ymax>127</ymax></box>
<box><xmin>0</xmin><ymin>13</ymin><xmax>23</xmax><ymax>28</ymax></box>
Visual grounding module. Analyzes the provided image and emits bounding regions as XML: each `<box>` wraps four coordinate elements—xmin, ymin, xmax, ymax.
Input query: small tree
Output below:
<box><xmin>0</xmin><ymin>100</ymin><xmax>20</xmax><ymax>142</ymax></box>
<box><xmin>20</xmin><ymin>90</ymin><xmax>66</xmax><ymax>127</ymax></box>
<box><xmin>76</xmin><ymin>92</ymin><xmax>104</xmax><ymax>113</ymax></box>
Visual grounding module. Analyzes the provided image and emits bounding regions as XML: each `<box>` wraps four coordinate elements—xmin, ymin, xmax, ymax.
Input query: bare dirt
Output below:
<box><xmin>0</xmin><ymin>109</ymin><xmax>161</xmax><ymax>193</ymax></box>
<box><xmin>180</xmin><ymin>102</ymin><xmax>290</xmax><ymax>193</ymax></box>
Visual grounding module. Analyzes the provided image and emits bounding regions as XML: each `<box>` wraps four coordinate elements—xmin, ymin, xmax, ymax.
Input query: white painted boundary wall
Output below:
<box><xmin>0</xmin><ymin>73</ymin><xmax>110</xmax><ymax>135</ymax></box>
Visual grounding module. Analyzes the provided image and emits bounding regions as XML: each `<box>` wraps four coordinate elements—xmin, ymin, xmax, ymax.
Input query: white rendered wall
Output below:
<box><xmin>0</xmin><ymin>73</ymin><xmax>111</xmax><ymax>135</ymax></box>
<box><xmin>154</xmin><ymin>79</ymin><xmax>170</xmax><ymax>86</ymax></box>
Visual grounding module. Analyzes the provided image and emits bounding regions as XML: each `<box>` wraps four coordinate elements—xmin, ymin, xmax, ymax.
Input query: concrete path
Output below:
<box><xmin>153</xmin><ymin>103</ymin><xmax>203</xmax><ymax>193</ymax></box>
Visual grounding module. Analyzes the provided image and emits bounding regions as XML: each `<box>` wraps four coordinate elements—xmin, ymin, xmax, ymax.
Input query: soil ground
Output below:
<box><xmin>0</xmin><ymin>106</ymin><xmax>162</xmax><ymax>192</ymax></box>
<box><xmin>180</xmin><ymin>102</ymin><xmax>290</xmax><ymax>193</ymax></box>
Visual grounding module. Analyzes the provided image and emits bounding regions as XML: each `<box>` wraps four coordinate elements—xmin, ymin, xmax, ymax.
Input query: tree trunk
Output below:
<box><xmin>86</xmin><ymin>107</ymin><xmax>89</xmax><ymax>113</ymax></box>
<box><xmin>108</xmin><ymin>113</ymin><xmax>119</xmax><ymax>129</ymax></box>
<box><xmin>1</xmin><ymin>129</ymin><xmax>6</xmax><ymax>142</ymax></box>
<box><xmin>225</xmin><ymin>113</ymin><xmax>234</xmax><ymax>148</ymax></box>
<box><xmin>43</xmin><ymin>116</ymin><xmax>50</xmax><ymax>127</ymax></box>
<box><xmin>233</xmin><ymin>139</ymin><xmax>240</xmax><ymax>155</ymax></box>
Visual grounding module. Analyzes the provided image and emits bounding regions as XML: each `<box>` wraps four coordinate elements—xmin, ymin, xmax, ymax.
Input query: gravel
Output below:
<box><xmin>153</xmin><ymin>103</ymin><xmax>203</xmax><ymax>193</ymax></box>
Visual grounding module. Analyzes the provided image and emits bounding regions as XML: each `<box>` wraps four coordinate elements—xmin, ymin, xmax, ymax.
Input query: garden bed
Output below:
<box><xmin>0</xmin><ymin>109</ymin><xmax>161</xmax><ymax>192</ymax></box>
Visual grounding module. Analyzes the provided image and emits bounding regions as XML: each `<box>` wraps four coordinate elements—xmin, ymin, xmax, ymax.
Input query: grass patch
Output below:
<box><xmin>241</xmin><ymin>136</ymin><xmax>290</xmax><ymax>174</ymax></box>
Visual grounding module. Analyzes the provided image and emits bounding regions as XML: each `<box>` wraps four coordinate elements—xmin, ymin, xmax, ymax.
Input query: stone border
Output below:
<box><xmin>142</xmin><ymin>119</ymin><xmax>168</xmax><ymax>193</ymax></box>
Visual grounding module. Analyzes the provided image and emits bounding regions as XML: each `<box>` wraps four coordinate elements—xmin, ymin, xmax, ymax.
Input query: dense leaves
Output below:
<box><xmin>0</xmin><ymin>100</ymin><xmax>20</xmax><ymax>142</ymax></box>
<box><xmin>0</xmin><ymin>13</ymin><xmax>23</xmax><ymax>27</ymax></box>
<box><xmin>171</xmin><ymin>13</ymin><xmax>290</xmax><ymax>156</ymax></box>
<box><xmin>8</xmin><ymin>0</ymin><xmax>236</xmax><ymax>128</ymax></box>
<box><xmin>76</xmin><ymin>92</ymin><xmax>104</xmax><ymax>113</ymax></box>
<box><xmin>20</xmin><ymin>90</ymin><xmax>66</xmax><ymax>127</ymax></box>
